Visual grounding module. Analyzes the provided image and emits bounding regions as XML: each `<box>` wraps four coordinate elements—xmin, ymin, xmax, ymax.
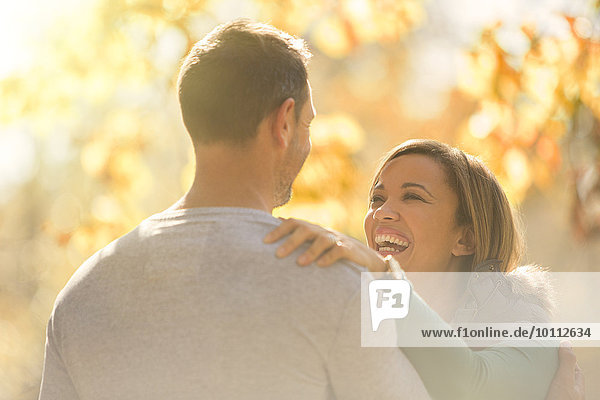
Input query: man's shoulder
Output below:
<box><xmin>53</xmin><ymin>223</ymin><xmax>144</xmax><ymax>303</ymax></box>
<box><xmin>54</xmin><ymin>209</ymin><xmax>367</xmax><ymax>310</ymax></box>
<box><xmin>261</xmin><ymin>244</ymin><xmax>367</xmax><ymax>307</ymax></box>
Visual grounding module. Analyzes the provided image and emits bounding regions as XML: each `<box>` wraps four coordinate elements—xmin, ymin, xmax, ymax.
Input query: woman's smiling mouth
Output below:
<box><xmin>373</xmin><ymin>228</ymin><xmax>411</xmax><ymax>255</ymax></box>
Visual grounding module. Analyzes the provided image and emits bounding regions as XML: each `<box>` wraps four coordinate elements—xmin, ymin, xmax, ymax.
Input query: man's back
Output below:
<box><xmin>39</xmin><ymin>207</ymin><xmax>428</xmax><ymax>399</ymax></box>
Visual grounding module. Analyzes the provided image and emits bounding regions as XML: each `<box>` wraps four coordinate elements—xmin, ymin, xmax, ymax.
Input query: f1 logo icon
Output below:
<box><xmin>368</xmin><ymin>280</ymin><xmax>411</xmax><ymax>331</ymax></box>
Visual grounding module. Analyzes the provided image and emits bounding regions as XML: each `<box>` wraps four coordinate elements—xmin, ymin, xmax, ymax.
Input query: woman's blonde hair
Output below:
<box><xmin>369</xmin><ymin>139</ymin><xmax>523</xmax><ymax>272</ymax></box>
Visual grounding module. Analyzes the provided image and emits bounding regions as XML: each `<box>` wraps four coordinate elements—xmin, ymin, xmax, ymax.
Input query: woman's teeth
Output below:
<box><xmin>378</xmin><ymin>246</ymin><xmax>404</xmax><ymax>253</ymax></box>
<box><xmin>374</xmin><ymin>234</ymin><xmax>409</xmax><ymax>249</ymax></box>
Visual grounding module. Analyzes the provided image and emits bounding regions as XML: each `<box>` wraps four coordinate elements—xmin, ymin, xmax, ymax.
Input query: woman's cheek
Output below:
<box><xmin>363</xmin><ymin>211</ymin><xmax>375</xmax><ymax>248</ymax></box>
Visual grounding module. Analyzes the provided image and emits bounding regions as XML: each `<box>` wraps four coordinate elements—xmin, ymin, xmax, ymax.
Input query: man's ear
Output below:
<box><xmin>271</xmin><ymin>98</ymin><xmax>296</xmax><ymax>148</ymax></box>
<box><xmin>452</xmin><ymin>225</ymin><xmax>476</xmax><ymax>256</ymax></box>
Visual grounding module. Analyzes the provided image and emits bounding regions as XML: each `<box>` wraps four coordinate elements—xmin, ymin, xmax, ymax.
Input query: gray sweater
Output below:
<box><xmin>39</xmin><ymin>207</ymin><xmax>430</xmax><ymax>400</ymax></box>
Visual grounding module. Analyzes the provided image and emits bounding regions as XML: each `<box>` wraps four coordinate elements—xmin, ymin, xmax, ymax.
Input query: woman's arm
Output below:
<box><xmin>264</xmin><ymin>218</ymin><xmax>578</xmax><ymax>400</ymax></box>
<box><xmin>399</xmin><ymin>289</ymin><xmax>557</xmax><ymax>400</ymax></box>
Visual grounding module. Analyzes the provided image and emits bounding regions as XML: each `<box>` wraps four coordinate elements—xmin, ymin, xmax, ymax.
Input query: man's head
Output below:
<box><xmin>176</xmin><ymin>20</ymin><xmax>314</xmax><ymax>210</ymax></box>
<box><xmin>177</xmin><ymin>19</ymin><xmax>312</xmax><ymax>146</ymax></box>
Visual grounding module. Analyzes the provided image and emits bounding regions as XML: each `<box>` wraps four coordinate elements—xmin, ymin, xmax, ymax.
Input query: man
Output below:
<box><xmin>38</xmin><ymin>20</ymin><xmax>430</xmax><ymax>399</ymax></box>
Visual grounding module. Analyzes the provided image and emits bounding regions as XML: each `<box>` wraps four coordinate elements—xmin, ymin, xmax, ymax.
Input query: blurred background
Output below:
<box><xmin>1</xmin><ymin>0</ymin><xmax>599</xmax><ymax>398</ymax></box>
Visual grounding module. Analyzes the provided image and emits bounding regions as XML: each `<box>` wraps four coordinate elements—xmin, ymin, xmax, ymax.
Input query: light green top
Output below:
<box><xmin>398</xmin><ymin>277</ymin><xmax>558</xmax><ymax>400</ymax></box>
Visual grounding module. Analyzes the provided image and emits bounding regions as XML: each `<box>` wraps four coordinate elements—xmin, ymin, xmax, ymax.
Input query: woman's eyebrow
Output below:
<box><xmin>401</xmin><ymin>182</ymin><xmax>435</xmax><ymax>198</ymax></box>
<box><xmin>373</xmin><ymin>182</ymin><xmax>384</xmax><ymax>191</ymax></box>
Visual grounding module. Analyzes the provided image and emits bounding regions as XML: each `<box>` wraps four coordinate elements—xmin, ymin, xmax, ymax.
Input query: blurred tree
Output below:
<box><xmin>454</xmin><ymin>14</ymin><xmax>600</xmax><ymax>234</ymax></box>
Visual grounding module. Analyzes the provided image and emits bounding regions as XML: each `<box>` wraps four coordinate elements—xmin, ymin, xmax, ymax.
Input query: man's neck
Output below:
<box><xmin>169</xmin><ymin>180</ymin><xmax>273</xmax><ymax>213</ymax></box>
<box><xmin>168</xmin><ymin>143</ymin><xmax>275</xmax><ymax>213</ymax></box>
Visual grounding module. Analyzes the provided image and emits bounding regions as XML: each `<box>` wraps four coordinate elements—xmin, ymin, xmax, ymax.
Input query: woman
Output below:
<box><xmin>265</xmin><ymin>139</ymin><xmax>583</xmax><ymax>399</ymax></box>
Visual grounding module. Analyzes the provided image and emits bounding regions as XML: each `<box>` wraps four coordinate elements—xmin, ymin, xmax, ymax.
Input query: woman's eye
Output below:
<box><xmin>370</xmin><ymin>195</ymin><xmax>385</xmax><ymax>205</ymax></box>
<box><xmin>403</xmin><ymin>193</ymin><xmax>425</xmax><ymax>202</ymax></box>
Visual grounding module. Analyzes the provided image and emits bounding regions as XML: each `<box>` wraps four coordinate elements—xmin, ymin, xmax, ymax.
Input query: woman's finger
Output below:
<box><xmin>297</xmin><ymin>233</ymin><xmax>338</xmax><ymax>266</ymax></box>
<box><xmin>557</xmin><ymin>342</ymin><xmax>577</xmax><ymax>372</ymax></box>
<box><xmin>264</xmin><ymin>218</ymin><xmax>297</xmax><ymax>243</ymax></box>
<box><xmin>315</xmin><ymin>242</ymin><xmax>347</xmax><ymax>267</ymax></box>
<box><xmin>546</xmin><ymin>342</ymin><xmax>585</xmax><ymax>400</ymax></box>
<box><xmin>574</xmin><ymin>363</ymin><xmax>585</xmax><ymax>400</ymax></box>
<box><xmin>275</xmin><ymin>225</ymin><xmax>316</xmax><ymax>258</ymax></box>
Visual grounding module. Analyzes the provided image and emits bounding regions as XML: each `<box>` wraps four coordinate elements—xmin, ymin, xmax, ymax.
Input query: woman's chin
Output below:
<box><xmin>377</xmin><ymin>249</ymin><xmax>410</xmax><ymax>269</ymax></box>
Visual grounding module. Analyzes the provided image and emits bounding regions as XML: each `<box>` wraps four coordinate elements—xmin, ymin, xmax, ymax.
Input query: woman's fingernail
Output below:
<box><xmin>298</xmin><ymin>255</ymin><xmax>308</xmax><ymax>264</ymax></box>
<box><xmin>560</xmin><ymin>341</ymin><xmax>573</xmax><ymax>349</ymax></box>
<box><xmin>276</xmin><ymin>247</ymin><xmax>286</xmax><ymax>257</ymax></box>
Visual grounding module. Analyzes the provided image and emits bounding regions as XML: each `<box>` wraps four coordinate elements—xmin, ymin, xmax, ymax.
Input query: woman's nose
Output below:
<box><xmin>373</xmin><ymin>203</ymin><xmax>399</xmax><ymax>221</ymax></box>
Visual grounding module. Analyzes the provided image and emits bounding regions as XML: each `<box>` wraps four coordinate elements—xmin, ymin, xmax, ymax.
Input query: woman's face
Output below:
<box><xmin>364</xmin><ymin>154</ymin><xmax>471</xmax><ymax>272</ymax></box>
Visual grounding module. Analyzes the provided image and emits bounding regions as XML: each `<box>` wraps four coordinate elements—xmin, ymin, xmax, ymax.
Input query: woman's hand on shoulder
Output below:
<box><xmin>545</xmin><ymin>342</ymin><xmax>585</xmax><ymax>400</ymax></box>
<box><xmin>264</xmin><ymin>217</ymin><xmax>388</xmax><ymax>273</ymax></box>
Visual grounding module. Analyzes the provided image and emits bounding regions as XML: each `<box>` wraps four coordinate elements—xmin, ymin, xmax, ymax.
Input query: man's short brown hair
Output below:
<box><xmin>177</xmin><ymin>19</ymin><xmax>312</xmax><ymax>145</ymax></box>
